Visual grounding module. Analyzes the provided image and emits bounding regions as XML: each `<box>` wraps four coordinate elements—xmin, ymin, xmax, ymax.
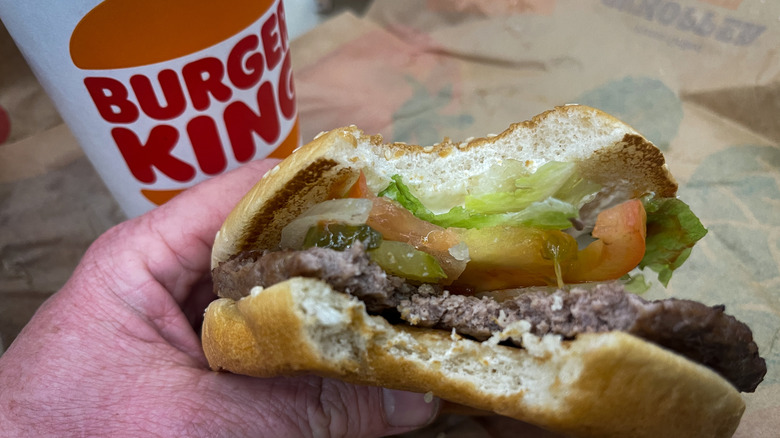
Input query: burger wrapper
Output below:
<box><xmin>0</xmin><ymin>1</ymin><xmax>777</xmax><ymax>436</ymax></box>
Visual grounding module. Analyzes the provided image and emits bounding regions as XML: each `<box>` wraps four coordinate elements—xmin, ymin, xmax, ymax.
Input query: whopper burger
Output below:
<box><xmin>202</xmin><ymin>105</ymin><xmax>766</xmax><ymax>437</ymax></box>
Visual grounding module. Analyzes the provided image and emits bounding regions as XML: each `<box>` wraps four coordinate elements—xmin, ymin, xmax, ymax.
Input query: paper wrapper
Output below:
<box><xmin>1</xmin><ymin>1</ymin><xmax>778</xmax><ymax>435</ymax></box>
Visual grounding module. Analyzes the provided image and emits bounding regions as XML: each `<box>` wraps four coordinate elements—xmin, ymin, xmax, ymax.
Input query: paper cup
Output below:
<box><xmin>0</xmin><ymin>0</ymin><xmax>299</xmax><ymax>217</ymax></box>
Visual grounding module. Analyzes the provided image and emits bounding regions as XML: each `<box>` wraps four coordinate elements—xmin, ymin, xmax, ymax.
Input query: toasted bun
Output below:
<box><xmin>202</xmin><ymin>278</ymin><xmax>745</xmax><ymax>438</ymax></box>
<box><xmin>211</xmin><ymin>105</ymin><xmax>677</xmax><ymax>268</ymax></box>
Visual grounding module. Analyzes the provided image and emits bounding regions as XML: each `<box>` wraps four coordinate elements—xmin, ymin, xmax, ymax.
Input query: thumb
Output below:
<box><xmin>211</xmin><ymin>374</ymin><xmax>440</xmax><ymax>437</ymax></box>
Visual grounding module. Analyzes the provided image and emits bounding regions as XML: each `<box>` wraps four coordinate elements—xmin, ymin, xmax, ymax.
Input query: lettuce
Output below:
<box><xmin>640</xmin><ymin>197</ymin><xmax>708</xmax><ymax>286</ymax></box>
<box><xmin>379</xmin><ymin>162</ymin><xmax>600</xmax><ymax>230</ymax></box>
<box><xmin>620</xmin><ymin>272</ymin><xmax>652</xmax><ymax>294</ymax></box>
<box><xmin>380</xmin><ymin>176</ymin><xmax>579</xmax><ymax>229</ymax></box>
<box><xmin>377</xmin><ymin>174</ymin><xmax>438</xmax><ymax>222</ymax></box>
<box><xmin>465</xmin><ymin>161</ymin><xmax>600</xmax><ymax>213</ymax></box>
<box><xmin>465</xmin><ymin>161</ymin><xmax>578</xmax><ymax>213</ymax></box>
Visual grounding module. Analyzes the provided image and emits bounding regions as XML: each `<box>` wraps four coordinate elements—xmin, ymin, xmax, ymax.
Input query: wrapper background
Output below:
<box><xmin>1</xmin><ymin>0</ymin><xmax>777</xmax><ymax>436</ymax></box>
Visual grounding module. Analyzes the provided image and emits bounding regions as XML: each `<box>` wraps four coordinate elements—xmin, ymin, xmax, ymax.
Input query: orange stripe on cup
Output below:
<box><xmin>141</xmin><ymin>188</ymin><xmax>185</xmax><ymax>206</ymax></box>
<box><xmin>70</xmin><ymin>0</ymin><xmax>275</xmax><ymax>69</ymax></box>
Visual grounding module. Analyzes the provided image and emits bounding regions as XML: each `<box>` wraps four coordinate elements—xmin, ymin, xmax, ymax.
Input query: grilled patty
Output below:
<box><xmin>212</xmin><ymin>244</ymin><xmax>766</xmax><ymax>392</ymax></box>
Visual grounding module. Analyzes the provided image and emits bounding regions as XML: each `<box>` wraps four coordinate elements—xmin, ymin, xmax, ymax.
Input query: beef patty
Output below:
<box><xmin>212</xmin><ymin>244</ymin><xmax>766</xmax><ymax>392</ymax></box>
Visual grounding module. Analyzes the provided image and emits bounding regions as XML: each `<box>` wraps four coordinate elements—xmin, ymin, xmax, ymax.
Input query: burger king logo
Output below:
<box><xmin>68</xmin><ymin>0</ymin><xmax>298</xmax><ymax>208</ymax></box>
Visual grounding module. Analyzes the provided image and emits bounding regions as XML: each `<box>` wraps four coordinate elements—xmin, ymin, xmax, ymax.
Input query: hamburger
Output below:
<box><xmin>202</xmin><ymin>105</ymin><xmax>766</xmax><ymax>438</ymax></box>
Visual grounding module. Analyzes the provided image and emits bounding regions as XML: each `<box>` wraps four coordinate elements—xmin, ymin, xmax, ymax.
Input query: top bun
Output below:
<box><xmin>212</xmin><ymin>105</ymin><xmax>677</xmax><ymax>268</ymax></box>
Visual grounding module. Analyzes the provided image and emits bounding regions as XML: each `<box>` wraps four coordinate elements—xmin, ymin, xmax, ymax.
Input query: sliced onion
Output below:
<box><xmin>280</xmin><ymin>198</ymin><xmax>373</xmax><ymax>249</ymax></box>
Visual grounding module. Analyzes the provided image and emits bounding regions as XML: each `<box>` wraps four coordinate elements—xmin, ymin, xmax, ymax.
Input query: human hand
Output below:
<box><xmin>0</xmin><ymin>160</ymin><xmax>439</xmax><ymax>437</ymax></box>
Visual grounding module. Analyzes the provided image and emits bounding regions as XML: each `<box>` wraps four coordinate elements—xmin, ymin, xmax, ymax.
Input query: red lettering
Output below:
<box><xmin>182</xmin><ymin>57</ymin><xmax>232</xmax><ymax>111</ymax></box>
<box><xmin>261</xmin><ymin>14</ymin><xmax>282</xmax><ymax>70</ymax></box>
<box><xmin>84</xmin><ymin>77</ymin><xmax>139</xmax><ymax>124</ymax></box>
<box><xmin>92</xmin><ymin>9</ymin><xmax>302</xmax><ymax>186</ymax></box>
<box><xmin>278</xmin><ymin>50</ymin><xmax>296</xmax><ymax>119</ymax></box>
<box><xmin>130</xmin><ymin>70</ymin><xmax>186</xmax><ymax>121</ymax></box>
<box><xmin>187</xmin><ymin>116</ymin><xmax>227</xmax><ymax>175</ymax></box>
<box><xmin>224</xmin><ymin>81</ymin><xmax>280</xmax><ymax>162</ymax></box>
<box><xmin>112</xmin><ymin>126</ymin><xmax>195</xmax><ymax>183</ymax></box>
<box><xmin>227</xmin><ymin>35</ymin><xmax>264</xmax><ymax>90</ymax></box>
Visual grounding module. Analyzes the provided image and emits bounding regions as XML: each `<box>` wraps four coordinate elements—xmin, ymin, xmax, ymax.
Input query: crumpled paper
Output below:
<box><xmin>1</xmin><ymin>0</ymin><xmax>777</xmax><ymax>436</ymax></box>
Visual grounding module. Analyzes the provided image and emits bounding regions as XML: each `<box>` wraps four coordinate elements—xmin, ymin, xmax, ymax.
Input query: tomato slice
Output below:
<box><xmin>347</xmin><ymin>171</ymin><xmax>372</xmax><ymax>199</ymax></box>
<box><xmin>563</xmin><ymin>199</ymin><xmax>647</xmax><ymax>282</ymax></box>
<box><xmin>453</xmin><ymin>226</ymin><xmax>579</xmax><ymax>292</ymax></box>
<box><xmin>454</xmin><ymin>200</ymin><xmax>646</xmax><ymax>290</ymax></box>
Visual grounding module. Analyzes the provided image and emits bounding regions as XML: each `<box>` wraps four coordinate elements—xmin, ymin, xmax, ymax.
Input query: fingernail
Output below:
<box><xmin>382</xmin><ymin>388</ymin><xmax>440</xmax><ymax>428</ymax></box>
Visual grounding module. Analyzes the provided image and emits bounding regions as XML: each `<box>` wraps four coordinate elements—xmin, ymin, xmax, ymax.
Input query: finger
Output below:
<box><xmin>206</xmin><ymin>374</ymin><xmax>440</xmax><ymax>438</ymax></box>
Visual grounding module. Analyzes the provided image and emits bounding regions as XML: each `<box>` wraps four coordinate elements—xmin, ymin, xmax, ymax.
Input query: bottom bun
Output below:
<box><xmin>202</xmin><ymin>277</ymin><xmax>745</xmax><ymax>438</ymax></box>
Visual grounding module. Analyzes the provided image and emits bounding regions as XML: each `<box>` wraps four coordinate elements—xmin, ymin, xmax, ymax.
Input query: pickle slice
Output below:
<box><xmin>303</xmin><ymin>223</ymin><xmax>382</xmax><ymax>251</ymax></box>
<box><xmin>369</xmin><ymin>240</ymin><xmax>447</xmax><ymax>282</ymax></box>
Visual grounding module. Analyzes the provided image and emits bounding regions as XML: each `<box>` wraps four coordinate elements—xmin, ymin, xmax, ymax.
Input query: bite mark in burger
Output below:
<box><xmin>203</xmin><ymin>105</ymin><xmax>767</xmax><ymax>438</ymax></box>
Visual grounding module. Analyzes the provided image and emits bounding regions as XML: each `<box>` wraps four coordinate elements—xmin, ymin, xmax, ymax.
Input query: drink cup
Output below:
<box><xmin>0</xmin><ymin>0</ymin><xmax>299</xmax><ymax>217</ymax></box>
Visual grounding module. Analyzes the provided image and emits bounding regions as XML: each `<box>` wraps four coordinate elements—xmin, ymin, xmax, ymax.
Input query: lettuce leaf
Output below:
<box><xmin>620</xmin><ymin>272</ymin><xmax>652</xmax><ymax>294</ymax></box>
<box><xmin>378</xmin><ymin>175</ymin><xmax>437</xmax><ymax>221</ymax></box>
<box><xmin>379</xmin><ymin>162</ymin><xmax>600</xmax><ymax>230</ymax></box>
<box><xmin>639</xmin><ymin>197</ymin><xmax>708</xmax><ymax>286</ymax></box>
<box><xmin>465</xmin><ymin>161</ymin><xmax>600</xmax><ymax>213</ymax></box>
<box><xmin>465</xmin><ymin>161</ymin><xmax>577</xmax><ymax>213</ymax></box>
<box><xmin>379</xmin><ymin>174</ymin><xmax>581</xmax><ymax>229</ymax></box>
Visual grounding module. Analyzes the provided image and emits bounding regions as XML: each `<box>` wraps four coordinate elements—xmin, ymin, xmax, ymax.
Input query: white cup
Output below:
<box><xmin>0</xmin><ymin>0</ymin><xmax>299</xmax><ymax>217</ymax></box>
